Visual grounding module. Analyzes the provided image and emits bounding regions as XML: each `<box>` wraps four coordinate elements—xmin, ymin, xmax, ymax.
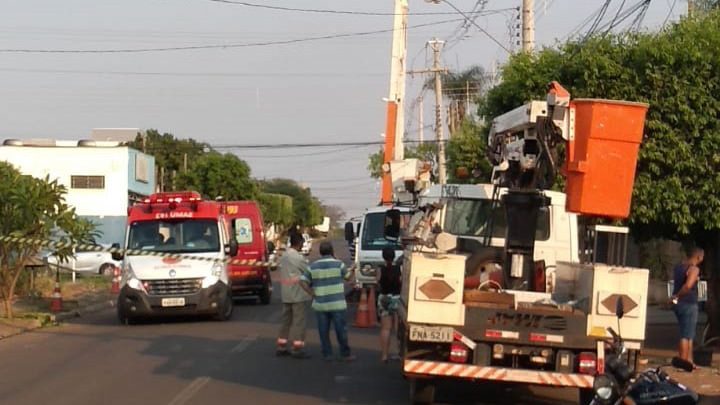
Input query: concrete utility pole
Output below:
<box><xmin>381</xmin><ymin>0</ymin><xmax>409</xmax><ymax>205</ymax></box>
<box><xmin>688</xmin><ymin>0</ymin><xmax>694</xmax><ymax>18</ymax></box>
<box><xmin>429</xmin><ymin>39</ymin><xmax>447</xmax><ymax>184</ymax></box>
<box><xmin>522</xmin><ymin>0</ymin><xmax>535</xmax><ymax>52</ymax></box>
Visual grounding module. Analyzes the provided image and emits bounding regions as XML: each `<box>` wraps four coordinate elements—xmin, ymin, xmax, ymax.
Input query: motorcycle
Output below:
<box><xmin>589</xmin><ymin>299</ymin><xmax>699</xmax><ymax>405</ymax></box>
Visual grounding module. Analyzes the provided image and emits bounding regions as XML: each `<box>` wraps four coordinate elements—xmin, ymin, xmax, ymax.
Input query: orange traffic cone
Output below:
<box><xmin>111</xmin><ymin>266</ymin><xmax>120</xmax><ymax>294</ymax></box>
<box><xmin>353</xmin><ymin>288</ymin><xmax>371</xmax><ymax>328</ymax></box>
<box><xmin>367</xmin><ymin>285</ymin><xmax>378</xmax><ymax>327</ymax></box>
<box><xmin>50</xmin><ymin>272</ymin><xmax>63</xmax><ymax>313</ymax></box>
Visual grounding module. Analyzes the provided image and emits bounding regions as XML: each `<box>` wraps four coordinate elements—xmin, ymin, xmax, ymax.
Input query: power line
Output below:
<box><xmin>239</xmin><ymin>144</ymin><xmax>374</xmax><ymax>158</ymax></box>
<box><xmin>0</xmin><ymin>19</ymin><xmax>463</xmax><ymax>54</ymax></box>
<box><xmin>663</xmin><ymin>0</ymin><xmax>678</xmax><ymax>25</ymax></box>
<box><xmin>213</xmin><ymin>139</ymin><xmax>445</xmax><ymax>150</ymax></box>
<box><xmin>0</xmin><ymin>67</ymin><xmax>386</xmax><ymax>78</ymax></box>
<box><xmin>441</xmin><ymin>0</ymin><xmax>512</xmax><ymax>54</ymax></box>
<box><xmin>205</xmin><ymin>0</ymin><xmax>516</xmax><ymax>17</ymax></box>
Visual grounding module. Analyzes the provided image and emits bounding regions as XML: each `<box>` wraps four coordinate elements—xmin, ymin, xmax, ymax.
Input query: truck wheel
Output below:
<box><xmin>259</xmin><ymin>283</ymin><xmax>272</xmax><ymax>305</ymax></box>
<box><xmin>578</xmin><ymin>388</ymin><xmax>594</xmax><ymax>405</ymax></box>
<box><xmin>409</xmin><ymin>378</ymin><xmax>435</xmax><ymax>404</ymax></box>
<box><xmin>214</xmin><ymin>290</ymin><xmax>234</xmax><ymax>321</ymax></box>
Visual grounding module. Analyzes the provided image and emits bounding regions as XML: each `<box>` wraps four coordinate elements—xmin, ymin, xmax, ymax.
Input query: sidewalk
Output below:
<box><xmin>643</xmin><ymin>305</ymin><xmax>720</xmax><ymax>400</ymax></box>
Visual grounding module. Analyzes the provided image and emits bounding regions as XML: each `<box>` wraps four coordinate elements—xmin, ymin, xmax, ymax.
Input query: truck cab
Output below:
<box><xmin>419</xmin><ymin>183</ymin><xmax>580</xmax><ymax>292</ymax></box>
<box><xmin>349</xmin><ymin>205</ymin><xmax>413</xmax><ymax>287</ymax></box>
<box><xmin>116</xmin><ymin>191</ymin><xmax>236</xmax><ymax>324</ymax></box>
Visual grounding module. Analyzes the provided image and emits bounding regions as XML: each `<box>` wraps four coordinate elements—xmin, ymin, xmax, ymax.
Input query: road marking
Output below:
<box><xmin>231</xmin><ymin>334</ymin><xmax>258</xmax><ymax>353</ymax></box>
<box><xmin>167</xmin><ymin>376</ymin><xmax>210</xmax><ymax>405</ymax></box>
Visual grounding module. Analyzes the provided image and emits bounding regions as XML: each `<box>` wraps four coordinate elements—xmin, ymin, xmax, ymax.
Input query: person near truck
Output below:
<box><xmin>670</xmin><ymin>247</ymin><xmax>704</xmax><ymax>369</ymax></box>
<box><xmin>301</xmin><ymin>241</ymin><xmax>356</xmax><ymax>362</ymax></box>
<box><xmin>276</xmin><ymin>233</ymin><xmax>312</xmax><ymax>359</ymax></box>
<box><xmin>376</xmin><ymin>246</ymin><xmax>402</xmax><ymax>363</ymax></box>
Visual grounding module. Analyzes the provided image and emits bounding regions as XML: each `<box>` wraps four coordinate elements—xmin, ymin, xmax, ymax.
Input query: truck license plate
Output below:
<box><xmin>161</xmin><ymin>297</ymin><xmax>185</xmax><ymax>307</ymax></box>
<box><xmin>409</xmin><ymin>325</ymin><xmax>453</xmax><ymax>342</ymax></box>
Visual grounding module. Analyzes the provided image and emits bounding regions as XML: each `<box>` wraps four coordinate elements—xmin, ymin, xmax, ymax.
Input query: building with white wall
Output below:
<box><xmin>0</xmin><ymin>139</ymin><xmax>156</xmax><ymax>244</ymax></box>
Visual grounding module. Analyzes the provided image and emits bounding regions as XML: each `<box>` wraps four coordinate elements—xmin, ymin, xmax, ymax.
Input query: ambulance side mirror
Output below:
<box><xmin>226</xmin><ymin>239</ymin><xmax>239</xmax><ymax>257</ymax></box>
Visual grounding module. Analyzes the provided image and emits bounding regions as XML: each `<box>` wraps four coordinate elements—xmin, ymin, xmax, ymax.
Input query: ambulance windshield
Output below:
<box><xmin>128</xmin><ymin>219</ymin><xmax>220</xmax><ymax>254</ymax></box>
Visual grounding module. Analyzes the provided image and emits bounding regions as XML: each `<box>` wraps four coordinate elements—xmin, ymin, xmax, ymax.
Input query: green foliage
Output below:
<box><xmin>260</xmin><ymin>179</ymin><xmax>323</xmax><ymax>227</ymax></box>
<box><xmin>480</xmin><ymin>12</ymin><xmax>720</xmax><ymax>240</ymax></box>
<box><xmin>176</xmin><ymin>152</ymin><xmax>258</xmax><ymax>201</ymax></box>
<box><xmin>0</xmin><ymin>162</ymin><xmax>96</xmax><ymax>318</ymax></box>
<box><xmin>258</xmin><ymin>193</ymin><xmax>293</xmax><ymax>228</ymax></box>
<box><xmin>128</xmin><ymin>129</ymin><xmax>209</xmax><ymax>191</ymax></box>
<box><xmin>446</xmin><ymin>121</ymin><xmax>492</xmax><ymax>184</ymax></box>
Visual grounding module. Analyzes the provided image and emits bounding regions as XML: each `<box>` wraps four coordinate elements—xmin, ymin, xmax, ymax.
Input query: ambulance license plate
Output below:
<box><xmin>161</xmin><ymin>297</ymin><xmax>185</xmax><ymax>307</ymax></box>
<box><xmin>409</xmin><ymin>325</ymin><xmax>453</xmax><ymax>342</ymax></box>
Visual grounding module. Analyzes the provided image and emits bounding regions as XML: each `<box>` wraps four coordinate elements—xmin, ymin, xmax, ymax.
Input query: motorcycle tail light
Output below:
<box><xmin>578</xmin><ymin>352</ymin><xmax>597</xmax><ymax>375</ymax></box>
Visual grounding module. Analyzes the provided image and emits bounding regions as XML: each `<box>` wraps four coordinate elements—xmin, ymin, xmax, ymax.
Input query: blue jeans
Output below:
<box><xmin>315</xmin><ymin>310</ymin><xmax>351</xmax><ymax>358</ymax></box>
<box><xmin>673</xmin><ymin>302</ymin><xmax>699</xmax><ymax>340</ymax></box>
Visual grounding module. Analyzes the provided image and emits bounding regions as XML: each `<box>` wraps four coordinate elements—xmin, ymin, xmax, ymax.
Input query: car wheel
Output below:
<box><xmin>99</xmin><ymin>263</ymin><xmax>115</xmax><ymax>277</ymax></box>
<box><xmin>214</xmin><ymin>289</ymin><xmax>234</xmax><ymax>321</ymax></box>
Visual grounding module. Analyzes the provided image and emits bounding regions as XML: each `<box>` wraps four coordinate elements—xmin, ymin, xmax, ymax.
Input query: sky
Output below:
<box><xmin>0</xmin><ymin>0</ymin><xmax>687</xmax><ymax>221</ymax></box>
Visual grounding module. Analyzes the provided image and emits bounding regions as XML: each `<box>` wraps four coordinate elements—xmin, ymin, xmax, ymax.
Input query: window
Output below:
<box><xmin>128</xmin><ymin>219</ymin><xmax>220</xmax><ymax>253</ymax></box>
<box><xmin>360</xmin><ymin>212</ymin><xmax>411</xmax><ymax>251</ymax></box>
<box><xmin>234</xmin><ymin>218</ymin><xmax>253</xmax><ymax>244</ymax></box>
<box><xmin>444</xmin><ymin>199</ymin><xmax>550</xmax><ymax>241</ymax></box>
<box><xmin>71</xmin><ymin>175</ymin><xmax>105</xmax><ymax>189</ymax></box>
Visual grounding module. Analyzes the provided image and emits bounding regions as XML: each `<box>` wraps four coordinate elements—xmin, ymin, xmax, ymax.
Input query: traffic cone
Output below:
<box><xmin>367</xmin><ymin>285</ymin><xmax>378</xmax><ymax>327</ymax></box>
<box><xmin>50</xmin><ymin>271</ymin><xmax>63</xmax><ymax>313</ymax></box>
<box><xmin>111</xmin><ymin>266</ymin><xmax>120</xmax><ymax>294</ymax></box>
<box><xmin>353</xmin><ymin>288</ymin><xmax>371</xmax><ymax>328</ymax></box>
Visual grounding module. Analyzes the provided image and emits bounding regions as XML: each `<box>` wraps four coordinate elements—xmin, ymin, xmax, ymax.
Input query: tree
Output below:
<box><xmin>258</xmin><ymin>193</ymin><xmax>294</xmax><ymax>230</ymax></box>
<box><xmin>321</xmin><ymin>204</ymin><xmax>346</xmax><ymax>229</ymax></box>
<box><xmin>175</xmin><ymin>152</ymin><xmax>257</xmax><ymax>201</ymax></box>
<box><xmin>128</xmin><ymin>129</ymin><xmax>209</xmax><ymax>191</ymax></box>
<box><xmin>0</xmin><ymin>162</ymin><xmax>96</xmax><ymax>318</ymax></box>
<box><xmin>480</xmin><ymin>12</ymin><xmax>720</xmax><ymax>337</ymax></box>
<box><xmin>446</xmin><ymin>121</ymin><xmax>492</xmax><ymax>184</ymax></box>
<box><xmin>260</xmin><ymin>179</ymin><xmax>323</xmax><ymax>227</ymax></box>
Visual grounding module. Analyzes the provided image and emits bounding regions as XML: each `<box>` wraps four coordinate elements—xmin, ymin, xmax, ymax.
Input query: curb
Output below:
<box><xmin>50</xmin><ymin>299</ymin><xmax>115</xmax><ymax>323</ymax></box>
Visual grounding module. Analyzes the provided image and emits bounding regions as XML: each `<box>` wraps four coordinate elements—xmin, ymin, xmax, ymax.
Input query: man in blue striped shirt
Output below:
<box><xmin>302</xmin><ymin>241</ymin><xmax>356</xmax><ymax>361</ymax></box>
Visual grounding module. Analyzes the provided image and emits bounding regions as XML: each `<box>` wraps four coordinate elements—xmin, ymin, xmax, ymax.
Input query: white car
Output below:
<box><xmin>45</xmin><ymin>244</ymin><xmax>121</xmax><ymax>276</ymax></box>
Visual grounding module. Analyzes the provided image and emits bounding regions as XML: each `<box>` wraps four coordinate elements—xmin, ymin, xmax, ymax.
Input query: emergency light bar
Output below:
<box><xmin>145</xmin><ymin>191</ymin><xmax>202</xmax><ymax>204</ymax></box>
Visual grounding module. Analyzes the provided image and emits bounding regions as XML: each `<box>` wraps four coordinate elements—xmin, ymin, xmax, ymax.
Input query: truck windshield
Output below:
<box><xmin>361</xmin><ymin>212</ymin><xmax>409</xmax><ymax>251</ymax></box>
<box><xmin>444</xmin><ymin>199</ymin><xmax>550</xmax><ymax>241</ymax></box>
<box><xmin>128</xmin><ymin>219</ymin><xmax>220</xmax><ymax>254</ymax></box>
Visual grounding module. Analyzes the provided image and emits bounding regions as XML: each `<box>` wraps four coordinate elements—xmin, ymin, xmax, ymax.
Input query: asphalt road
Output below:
<box><xmin>0</xmin><ymin>238</ymin><xmax>578</xmax><ymax>405</ymax></box>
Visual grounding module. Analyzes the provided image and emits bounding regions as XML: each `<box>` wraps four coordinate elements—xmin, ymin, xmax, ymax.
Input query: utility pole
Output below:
<box><xmin>409</xmin><ymin>39</ymin><xmax>447</xmax><ymax>184</ymax></box>
<box><xmin>688</xmin><ymin>0</ymin><xmax>694</xmax><ymax>18</ymax></box>
<box><xmin>430</xmin><ymin>39</ymin><xmax>447</xmax><ymax>184</ymax></box>
<box><xmin>380</xmin><ymin>0</ymin><xmax>409</xmax><ymax>205</ymax></box>
<box><xmin>418</xmin><ymin>97</ymin><xmax>424</xmax><ymax>144</ymax></box>
<box><xmin>183</xmin><ymin>153</ymin><xmax>188</xmax><ymax>172</ymax></box>
<box><xmin>522</xmin><ymin>0</ymin><xmax>535</xmax><ymax>52</ymax></box>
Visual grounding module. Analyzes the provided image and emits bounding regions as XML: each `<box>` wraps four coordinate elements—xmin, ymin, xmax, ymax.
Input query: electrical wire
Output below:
<box><xmin>440</xmin><ymin>0</ymin><xmax>512</xmax><ymax>54</ymax></box>
<box><xmin>212</xmin><ymin>139</ymin><xmax>445</xmax><ymax>150</ymax></box>
<box><xmin>0</xmin><ymin>67</ymin><xmax>386</xmax><ymax>78</ymax></box>
<box><xmin>583</xmin><ymin>0</ymin><xmax>613</xmax><ymax>41</ymax></box>
<box><xmin>663</xmin><ymin>0</ymin><xmax>678</xmax><ymax>25</ymax></box>
<box><xmin>0</xmin><ymin>19</ymin><xmax>463</xmax><ymax>54</ymax></box>
<box><xmin>238</xmin><ymin>144</ymin><xmax>373</xmax><ymax>158</ymax></box>
<box><xmin>604</xmin><ymin>0</ymin><xmax>627</xmax><ymax>35</ymax></box>
<box><xmin>204</xmin><ymin>0</ymin><xmax>516</xmax><ymax>17</ymax></box>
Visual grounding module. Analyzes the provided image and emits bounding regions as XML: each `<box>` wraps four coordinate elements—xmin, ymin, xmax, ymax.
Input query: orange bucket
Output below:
<box><xmin>565</xmin><ymin>99</ymin><xmax>649</xmax><ymax>219</ymax></box>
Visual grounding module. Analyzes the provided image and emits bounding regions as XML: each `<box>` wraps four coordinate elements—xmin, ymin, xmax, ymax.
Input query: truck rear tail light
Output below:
<box><xmin>449</xmin><ymin>343</ymin><xmax>469</xmax><ymax>364</ymax></box>
<box><xmin>578</xmin><ymin>352</ymin><xmax>597</xmax><ymax>375</ymax></box>
<box><xmin>485</xmin><ymin>329</ymin><xmax>519</xmax><ymax>339</ymax></box>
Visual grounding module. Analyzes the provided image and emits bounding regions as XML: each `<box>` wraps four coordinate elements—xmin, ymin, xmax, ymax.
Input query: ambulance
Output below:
<box><xmin>114</xmin><ymin>191</ymin><xmax>237</xmax><ymax>324</ymax></box>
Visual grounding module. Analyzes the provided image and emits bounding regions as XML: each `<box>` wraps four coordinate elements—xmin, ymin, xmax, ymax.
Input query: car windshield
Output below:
<box><xmin>360</xmin><ymin>212</ymin><xmax>410</xmax><ymax>251</ymax></box>
<box><xmin>127</xmin><ymin>219</ymin><xmax>220</xmax><ymax>254</ymax></box>
<box><xmin>443</xmin><ymin>199</ymin><xmax>550</xmax><ymax>241</ymax></box>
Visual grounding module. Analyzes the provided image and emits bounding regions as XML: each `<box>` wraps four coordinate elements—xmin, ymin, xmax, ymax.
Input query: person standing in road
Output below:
<box><xmin>670</xmin><ymin>247</ymin><xmax>704</xmax><ymax>369</ymax></box>
<box><xmin>276</xmin><ymin>233</ymin><xmax>312</xmax><ymax>359</ymax></box>
<box><xmin>302</xmin><ymin>241</ymin><xmax>356</xmax><ymax>362</ymax></box>
<box><xmin>376</xmin><ymin>246</ymin><xmax>402</xmax><ymax>363</ymax></box>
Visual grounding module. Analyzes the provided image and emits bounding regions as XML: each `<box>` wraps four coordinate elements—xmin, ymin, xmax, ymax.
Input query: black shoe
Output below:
<box><xmin>276</xmin><ymin>349</ymin><xmax>290</xmax><ymax>357</ymax></box>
